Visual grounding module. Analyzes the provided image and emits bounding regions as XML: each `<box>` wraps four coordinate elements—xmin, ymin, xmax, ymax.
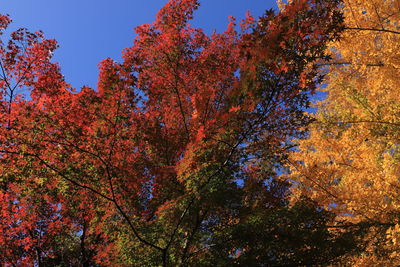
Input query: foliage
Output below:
<box><xmin>288</xmin><ymin>0</ymin><xmax>400</xmax><ymax>265</ymax></box>
<box><xmin>0</xmin><ymin>0</ymin><xmax>345</xmax><ymax>265</ymax></box>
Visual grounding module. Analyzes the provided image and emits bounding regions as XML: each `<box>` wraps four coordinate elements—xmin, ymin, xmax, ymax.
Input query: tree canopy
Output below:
<box><xmin>5</xmin><ymin>0</ymin><xmax>397</xmax><ymax>266</ymax></box>
<box><xmin>289</xmin><ymin>0</ymin><xmax>400</xmax><ymax>265</ymax></box>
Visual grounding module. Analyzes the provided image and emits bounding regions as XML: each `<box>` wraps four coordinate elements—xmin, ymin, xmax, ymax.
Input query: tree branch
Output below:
<box><xmin>345</xmin><ymin>27</ymin><xmax>400</xmax><ymax>35</ymax></box>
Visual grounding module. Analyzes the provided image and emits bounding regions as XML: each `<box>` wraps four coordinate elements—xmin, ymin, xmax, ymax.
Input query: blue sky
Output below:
<box><xmin>3</xmin><ymin>0</ymin><xmax>276</xmax><ymax>89</ymax></box>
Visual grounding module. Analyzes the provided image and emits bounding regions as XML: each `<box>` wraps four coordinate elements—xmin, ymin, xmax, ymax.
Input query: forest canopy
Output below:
<box><xmin>0</xmin><ymin>0</ymin><xmax>398</xmax><ymax>266</ymax></box>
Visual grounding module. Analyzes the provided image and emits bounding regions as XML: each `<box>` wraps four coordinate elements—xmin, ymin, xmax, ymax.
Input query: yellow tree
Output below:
<box><xmin>286</xmin><ymin>0</ymin><xmax>400</xmax><ymax>265</ymax></box>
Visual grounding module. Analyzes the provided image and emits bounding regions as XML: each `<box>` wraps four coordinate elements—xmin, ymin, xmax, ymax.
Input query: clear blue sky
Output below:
<box><xmin>0</xmin><ymin>0</ymin><xmax>276</xmax><ymax>88</ymax></box>
<box><xmin>3</xmin><ymin>0</ymin><xmax>276</xmax><ymax>89</ymax></box>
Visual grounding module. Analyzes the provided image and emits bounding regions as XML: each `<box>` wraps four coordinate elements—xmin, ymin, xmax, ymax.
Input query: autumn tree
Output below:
<box><xmin>288</xmin><ymin>0</ymin><xmax>400</xmax><ymax>265</ymax></box>
<box><xmin>0</xmin><ymin>0</ymin><xmax>346</xmax><ymax>266</ymax></box>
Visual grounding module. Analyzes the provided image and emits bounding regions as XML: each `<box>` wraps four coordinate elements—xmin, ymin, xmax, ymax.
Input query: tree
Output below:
<box><xmin>0</xmin><ymin>0</ymin><xmax>345</xmax><ymax>265</ymax></box>
<box><xmin>288</xmin><ymin>0</ymin><xmax>400</xmax><ymax>265</ymax></box>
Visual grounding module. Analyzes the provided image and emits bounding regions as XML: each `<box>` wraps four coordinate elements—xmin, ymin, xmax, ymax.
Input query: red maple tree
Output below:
<box><xmin>0</xmin><ymin>0</ymin><xmax>344</xmax><ymax>265</ymax></box>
